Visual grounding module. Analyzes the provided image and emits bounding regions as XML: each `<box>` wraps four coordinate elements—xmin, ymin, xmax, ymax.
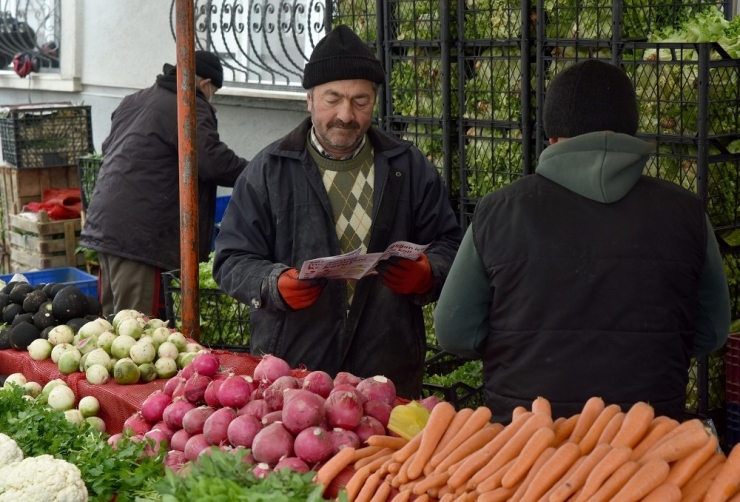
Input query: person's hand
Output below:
<box><xmin>278</xmin><ymin>268</ymin><xmax>326</xmax><ymax>310</ymax></box>
<box><xmin>380</xmin><ymin>254</ymin><xmax>433</xmax><ymax>295</ymax></box>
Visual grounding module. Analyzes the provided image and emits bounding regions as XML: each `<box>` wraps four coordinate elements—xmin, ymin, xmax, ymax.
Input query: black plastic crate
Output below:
<box><xmin>162</xmin><ymin>269</ymin><xmax>251</xmax><ymax>351</ymax></box>
<box><xmin>686</xmin><ymin>351</ymin><xmax>726</xmax><ymax>414</ymax></box>
<box><xmin>462</xmin><ymin>0</ymin><xmax>533</xmax><ymax>41</ymax></box>
<box><xmin>0</xmin><ymin>104</ymin><xmax>93</xmax><ymax>169</ymax></box>
<box><xmin>422</xmin><ymin>382</ymin><xmax>486</xmax><ymax>411</ymax></box>
<box><xmin>77</xmin><ymin>155</ymin><xmax>103</xmax><ymax>211</ymax></box>
<box><xmin>424</xmin><ymin>343</ymin><xmax>474</xmax><ymax>377</ymax></box>
<box><xmin>728</xmin><ymin>402</ymin><xmax>740</xmax><ymax>450</ymax></box>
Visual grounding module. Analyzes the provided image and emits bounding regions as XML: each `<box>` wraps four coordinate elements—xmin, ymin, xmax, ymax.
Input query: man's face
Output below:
<box><xmin>307</xmin><ymin>79</ymin><xmax>376</xmax><ymax>157</ymax></box>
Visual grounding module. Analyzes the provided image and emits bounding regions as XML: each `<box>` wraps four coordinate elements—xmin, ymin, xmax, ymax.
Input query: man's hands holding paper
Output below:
<box><xmin>378</xmin><ymin>253</ymin><xmax>433</xmax><ymax>295</ymax></box>
<box><xmin>278</xmin><ymin>268</ymin><xmax>327</xmax><ymax>310</ymax></box>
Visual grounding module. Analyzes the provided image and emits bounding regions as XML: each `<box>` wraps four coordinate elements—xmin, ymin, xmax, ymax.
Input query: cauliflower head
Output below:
<box><xmin>0</xmin><ymin>454</ymin><xmax>88</xmax><ymax>502</ymax></box>
<box><xmin>0</xmin><ymin>434</ymin><xmax>23</xmax><ymax>465</ymax></box>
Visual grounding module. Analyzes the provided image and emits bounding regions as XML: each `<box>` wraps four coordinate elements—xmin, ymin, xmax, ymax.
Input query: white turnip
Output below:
<box><xmin>354</xmin><ymin>415</ymin><xmax>385</xmax><ymax>444</ymax></box>
<box><xmin>329</xmin><ymin>428</ymin><xmax>361</xmax><ymax>455</ymax></box>
<box><xmin>155</xmin><ymin>357</ymin><xmax>178</xmax><ymax>379</ymax></box>
<box><xmin>170</xmin><ymin>428</ymin><xmax>192</xmax><ymax>452</ymax></box>
<box><xmin>182</xmin><ymin>406</ymin><xmax>216</xmax><ymax>435</ymax></box>
<box><xmin>227</xmin><ymin>414</ymin><xmax>263</xmax><ymax>448</ymax></box>
<box><xmin>302</xmin><ymin>370</ymin><xmax>334</xmax><ymax>398</ymax></box>
<box><xmin>293</xmin><ymin>426</ymin><xmax>333</xmax><ymax>465</ymax></box>
<box><xmin>184</xmin><ymin>433</ymin><xmax>211</xmax><ymax>461</ymax></box>
<box><xmin>356</xmin><ymin>375</ymin><xmax>397</xmax><ymax>406</ymax></box>
<box><xmin>274</xmin><ymin>457</ymin><xmax>310</xmax><ymax>473</ymax></box>
<box><xmin>141</xmin><ymin>391</ymin><xmax>172</xmax><ymax>424</ymax></box>
<box><xmin>251</xmin><ymin>422</ymin><xmax>295</xmax><ymax>466</ymax></box>
<box><xmin>253</xmin><ymin>354</ymin><xmax>292</xmax><ymax>384</ymax></box>
<box><xmin>263</xmin><ymin>375</ymin><xmax>299</xmax><ymax>411</ymax></box>
<box><xmin>238</xmin><ymin>399</ymin><xmax>269</xmax><ymax>421</ymax></box>
<box><xmin>203</xmin><ymin>407</ymin><xmax>236</xmax><ymax>445</ymax></box>
<box><xmin>163</xmin><ymin>397</ymin><xmax>197</xmax><ymax>430</ymax></box>
<box><xmin>325</xmin><ymin>389</ymin><xmax>363</xmax><ymax>430</ymax></box>
<box><xmin>363</xmin><ymin>399</ymin><xmax>393</xmax><ymax>428</ymax></box>
<box><xmin>281</xmin><ymin>389</ymin><xmax>325</xmax><ymax>435</ymax></box>
<box><xmin>217</xmin><ymin>374</ymin><xmax>252</xmax><ymax>408</ymax></box>
<box><xmin>183</xmin><ymin>373</ymin><xmax>212</xmax><ymax>405</ymax></box>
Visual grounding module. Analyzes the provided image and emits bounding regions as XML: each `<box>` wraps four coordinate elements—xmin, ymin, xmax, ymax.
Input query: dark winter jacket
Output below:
<box><xmin>435</xmin><ymin>132</ymin><xmax>730</xmax><ymax>422</ymax></box>
<box><xmin>213</xmin><ymin>118</ymin><xmax>463</xmax><ymax>399</ymax></box>
<box><xmin>81</xmin><ymin>69</ymin><xmax>248</xmax><ymax>271</ymax></box>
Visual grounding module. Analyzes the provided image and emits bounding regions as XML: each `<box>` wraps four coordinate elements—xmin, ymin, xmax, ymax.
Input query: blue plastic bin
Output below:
<box><xmin>0</xmin><ymin>267</ymin><xmax>98</xmax><ymax>298</ymax></box>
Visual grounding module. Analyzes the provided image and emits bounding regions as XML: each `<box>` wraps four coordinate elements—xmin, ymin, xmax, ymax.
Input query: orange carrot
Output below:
<box><xmin>354</xmin><ymin>471</ymin><xmax>382</xmax><ymax>502</ymax></box>
<box><xmin>552</xmin><ymin>414</ymin><xmax>580</xmax><ymax>447</ymax></box>
<box><xmin>407</xmin><ymin>401</ymin><xmax>457</xmax><ymax>480</ymax></box>
<box><xmin>430</xmin><ymin>406</ymin><xmax>493</xmax><ymax>469</ymax></box>
<box><xmin>569</xmin><ymin>396</ymin><xmax>606</xmax><ymax>443</ymax></box>
<box><xmin>537</xmin><ymin>455</ymin><xmax>585</xmax><ymax>502</ymax></box>
<box><xmin>478</xmin><ymin>486</ymin><xmax>517</xmax><ymax>502</ymax></box>
<box><xmin>578</xmin><ymin>404</ymin><xmax>621</xmax><ymax>455</ymax></box>
<box><xmin>639</xmin><ymin>418</ymin><xmax>703</xmax><ymax>460</ymax></box>
<box><xmin>437</xmin><ymin>494</ymin><xmax>455</xmax><ymax>502</ymax></box>
<box><xmin>640</xmin><ymin>482</ymin><xmax>682</xmax><ymax>502</ymax></box>
<box><xmin>447</xmin><ymin>411</ymin><xmax>534</xmax><ymax>489</ymax></box>
<box><xmin>366</xmin><ymin>435</ymin><xmax>409</xmax><ymax>450</ymax></box>
<box><xmin>474</xmin><ymin>457</ymin><xmax>517</xmax><ymax>493</ymax></box>
<box><xmin>549</xmin><ymin>442</ymin><xmax>612</xmax><ymax>502</ymax></box>
<box><xmin>704</xmin><ymin>442</ymin><xmax>740</xmax><ymax>502</ymax></box>
<box><xmin>433</xmin><ymin>408</ymin><xmax>475</xmax><ymax>457</ymax></box>
<box><xmin>729</xmin><ymin>490</ymin><xmax>740</xmax><ymax>502</ymax></box>
<box><xmin>518</xmin><ymin>440</ymin><xmax>582</xmax><ymax>502</ymax></box>
<box><xmin>314</xmin><ymin>446</ymin><xmax>356</xmax><ymax>494</ymax></box>
<box><xmin>388</xmin><ymin>461</ymin><xmax>402</xmax><ymax>475</ymax></box>
<box><xmin>583</xmin><ymin>460</ymin><xmax>641</xmax><ymax>502</ymax></box>
<box><xmin>629</xmin><ymin>417</ymin><xmax>678</xmax><ymax>461</ymax></box>
<box><xmin>611</xmin><ymin>458</ymin><xmax>670</xmax><ymax>502</ymax></box>
<box><xmin>412</xmin><ymin>471</ymin><xmax>451</xmax><ymax>495</ymax></box>
<box><xmin>392</xmin><ymin>430</ymin><xmax>423</xmax><ymax>463</ymax></box>
<box><xmin>467</xmin><ymin>412</ymin><xmax>553</xmax><ymax>488</ymax></box>
<box><xmin>512</xmin><ymin>406</ymin><xmax>528</xmax><ymax>420</ymax></box>
<box><xmin>639</xmin><ymin>424</ymin><xmax>709</xmax><ymax>464</ymax></box>
<box><xmin>575</xmin><ymin>444</ymin><xmax>632</xmax><ymax>502</ymax></box>
<box><xmin>345</xmin><ymin>465</ymin><xmax>372</xmax><ymax>501</ymax></box>
<box><xmin>664</xmin><ymin>431</ymin><xmax>717</xmax><ymax>488</ymax></box>
<box><xmin>509</xmin><ymin>447</ymin><xmax>556</xmax><ymax>502</ymax></box>
<box><xmin>685</xmin><ymin>451</ymin><xmax>725</xmax><ymax>488</ymax></box>
<box><xmin>390</xmin><ymin>490</ymin><xmax>412</xmax><ymax>502</ymax></box>
<box><xmin>531</xmin><ymin>396</ymin><xmax>552</xmax><ymax>416</ymax></box>
<box><xmin>681</xmin><ymin>460</ymin><xmax>725</xmax><ymax>502</ymax></box>
<box><xmin>434</xmin><ymin>423</ymin><xmax>502</xmax><ymax>474</ymax></box>
<box><xmin>353</xmin><ymin>445</ymin><xmax>384</xmax><ymax>462</ymax></box>
<box><xmin>393</xmin><ymin>451</ymin><xmax>417</xmax><ymax>487</ymax></box>
<box><xmin>354</xmin><ymin>447</ymin><xmax>394</xmax><ymax>470</ymax></box>
<box><xmin>414</xmin><ymin>494</ymin><xmax>430</xmax><ymax>502</ymax></box>
<box><xmin>501</xmin><ymin>427</ymin><xmax>556</xmax><ymax>488</ymax></box>
<box><xmin>610</xmin><ymin>401</ymin><xmax>655</xmax><ymax>449</ymax></box>
<box><xmin>596</xmin><ymin>411</ymin><xmax>625</xmax><ymax>445</ymax></box>
<box><xmin>368</xmin><ymin>480</ymin><xmax>392</xmax><ymax>502</ymax></box>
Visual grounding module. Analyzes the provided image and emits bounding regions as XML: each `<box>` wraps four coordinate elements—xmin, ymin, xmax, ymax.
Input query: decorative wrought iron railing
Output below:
<box><xmin>0</xmin><ymin>0</ymin><xmax>60</xmax><ymax>71</ymax></box>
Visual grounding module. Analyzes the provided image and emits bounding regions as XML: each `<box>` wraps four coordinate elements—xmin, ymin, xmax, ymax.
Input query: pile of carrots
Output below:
<box><xmin>315</xmin><ymin>396</ymin><xmax>740</xmax><ymax>502</ymax></box>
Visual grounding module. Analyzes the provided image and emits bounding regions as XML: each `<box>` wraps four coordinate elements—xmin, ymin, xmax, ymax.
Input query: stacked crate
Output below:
<box><xmin>728</xmin><ymin>333</ymin><xmax>740</xmax><ymax>448</ymax></box>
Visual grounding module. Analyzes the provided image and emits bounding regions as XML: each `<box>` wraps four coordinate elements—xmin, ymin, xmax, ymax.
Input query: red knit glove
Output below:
<box><xmin>380</xmin><ymin>253</ymin><xmax>433</xmax><ymax>295</ymax></box>
<box><xmin>278</xmin><ymin>268</ymin><xmax>325</xmax><ymax>310</ymax></box>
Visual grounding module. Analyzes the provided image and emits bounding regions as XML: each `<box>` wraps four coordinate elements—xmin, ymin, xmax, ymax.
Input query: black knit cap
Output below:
<box><xmin>302</xmin><ymin>25</ymin><xmax>384</xmax><ymax>89</ymax></box>
<box><xmin>544</xmin><ymin>59</ymin><xmax>638</xmax><ymax>139</ymax></box>
<box><xmin>195</xmin><ymin>50</ymin><xmax>224</xmax><ymax>89</ymax></box>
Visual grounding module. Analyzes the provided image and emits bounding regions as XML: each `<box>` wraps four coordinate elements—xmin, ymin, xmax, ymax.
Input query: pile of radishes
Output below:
<box><xmin>117</xmin><ymin>353</ymin><xmax>400</xmax><ymax>474</ymax></box>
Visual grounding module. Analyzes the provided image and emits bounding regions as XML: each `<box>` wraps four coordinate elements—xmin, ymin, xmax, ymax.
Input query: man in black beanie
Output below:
<box><xmin>82</xmin><ymin>51</ymin><xmax>248</xmax><ymax>319</ymax></box>
<box><xmin>436</xmin><ymin>58</ymin><xmax>730</xmax><ymax>423</ymax></box>
<box><xmin>213</xmin><ymin>25</ymin><xmax>462</xmax><ymax>400</ymax></box>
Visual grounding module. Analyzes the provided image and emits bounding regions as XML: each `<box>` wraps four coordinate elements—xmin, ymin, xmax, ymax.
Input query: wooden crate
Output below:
<box><xmin>8</xmin><ymin>210</ymin><xmax>84</xmax><ymax>271</ymax></box>
<box><xmin>0</xmin><ymin>163</ymin><xmax>80</xmax><ymax>244</ymax></box>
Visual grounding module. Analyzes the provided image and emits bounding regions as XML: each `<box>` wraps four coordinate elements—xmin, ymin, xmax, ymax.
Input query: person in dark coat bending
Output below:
<box><xmin>213</xmin><ymin>26</ymin><xmax>463</xmax><ymax>399</ymax></box>
<box><xmin>82</xmin><ymin>51</ymin><xmax>248</xmax><ymax>319</ymax></box>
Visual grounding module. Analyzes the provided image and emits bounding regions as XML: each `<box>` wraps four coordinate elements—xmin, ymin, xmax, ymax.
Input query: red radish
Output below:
<box><xmin>261</xmin><ymin>410</ymin><xmax>283</xmax><ymax>426</ymax></box>
<box><xmin>170</xmin><ymin>429</ymin><xmax>192</xmax><ymax>451</ymax></box>
<box><xmin>213</xmin><ymin>371</ymin><xmax>230</xmax><ymax>381</ymax></box>
<box><xmin>354</xmin><ymin>415</ymin><xmax>385</xmax><ymax>444</ymax></box>
<box><xmin>152</xmin><ymin>420</ymin><xmax>177</xmax><ymax>441</ymax></box>
<box><xmin>334</xmin><ymin>371</ymin><xmax>362</xmax><ymax>387</ymax></box>
<box><xmin>180</xmin><ymin>363</ymin><xmax>196</xmax><ymax>381</ymax></box>
<box><xmin>218</xmin><ymin>374</ymin><xmax>252</xmax><ymax>408</ymax></box>
<box><xmin>274</xmin><ymin>457</ymin><xmax>310</xmax><ymax>473</ymax></box>
<box><xmin>238</xmin><ymin>399</ymin><xmax>270</xmax><ymax>421</ymax></box>
<box><xmin>264</xmin><ymin>376</ymin><xmax>299</xmax><ymax>411</ymax></box>
<box><xmin>363</xmin><ymin>399</ymin><xmax>393</xmax><ymax>428</ymax></box>
<box><xmin>164</xmin><ymin>450</ymin><xmax>187</xmax><ymax>471</ymax></box>
<box><xmin>332</xmin><ymin>384</ymin><xmax>367</xmax><ymax>405</ymax></box>
<box><xmin>123</xmin><ymin>412</ymin><xmax>152</xmax><ymax>435</ymax></box>
<box><xmin>227</xmin><ymin>414</ymin><xmax>263</xmax><ymax>448</ymax></box>
<box><xmin>302</xmin><ymin>370</ymin><xmax>334</xmax><ymax>398</ymax></box>
<box><xmin>419</xmin><ymin>394</ymin><xmax>444</xmax><ymax>412</ymax></box>
<box><xmin>164</xmin><ymin>376</ymin><xmax>185</xmax><ymax>397</ymax></box>
<box><xmin>251</xmin><ymin>422</ymin><xmax>295</xmax><ymax>466</ymax></box>
<box><xmin>243</xmin><ymin>375</ymin><xmax>259</xmax><ymax>395</ymax></box>
<box><xmin>204</xmin><ymin>379</ymin><xmax>223</xmax><ymax>408</ymax></box>
<box><xmin>163</xmin><ymin>398</ymin><xmax>197</xmax><ymax>430</ymax></box>
<box><xmin>184</xmin><ymin>433</ymin><xmax>211</xmax><ymax>461</ymax></box>
<box><xmin>281</xmin><ymin>389</ymin><xmax>326</xmax><ymax>435</ymax></box>
<box><xmin>329</xmin><ymin>428</ymin><xmax>361</xmax><ymax>455</ymax></box>
<box><xmin>356</xmin><ymin>375</ymin><xmax>396</xmax><ymax>406</ymax></box>
<box><xmin>182</xmin><ymin>406</ymin><xmax>216</xmax><ymax>435</ymax></box>
<box><xmin>203</xmin><ymin>407</ymin><xmax>236</xmax><ymax>445</ymax></box>
<box><xmin>143</xmin><ymin>429</ymin><xmax>169</xmax><ymax>456</ymax></box>
<box><xmin>294</xmin><ymin>426</ymin><xmax>334</xmax><ymax>465</ymax></box>
<box><xmin>325</xmin><ymin>389</ymin><xmax>363</xmax><ymax>430</ymax></box>
<box><xmin>251</xmin><ymin>380</ymin><xmax>269</xmax><ymax>401</ymax></box>
<box><xmin>253</xmin><ymin>354</ymin><xmax>292</xmax><ymax>384</ymax></box>
<box><xmin>172</xmin><ymin>378</ymin><xmax>187</xmax><ymax>400</ymax></box>
<box><xmin>191</xmin><ymin>352</ymin><xmax>220</xmax><ymax>377</ymax></box>
<box><xmin>183</xmin><ymin>373</ymin><xmax>212</xmax><ymax>405</ymax></box>
<box><xmin>141</xmin><ymin>391</ymin><xmax>172</xmax><ymax>424</ymax></box>
<box><xmin>252</xmin><ymin>462</ymin><xmax>272</xmax><ymax>479</ymax></box>
<box><xmin>107</xmin><ymin>433</ymin><xmax>123</xmax><ymax>449</ymax></box>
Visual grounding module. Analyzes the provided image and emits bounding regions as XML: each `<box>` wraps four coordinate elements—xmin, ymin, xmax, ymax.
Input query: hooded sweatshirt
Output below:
<box><xmin>435</xmin><ymin>132</ymin><xmax>730</xmax><ymax>419</ymax></box>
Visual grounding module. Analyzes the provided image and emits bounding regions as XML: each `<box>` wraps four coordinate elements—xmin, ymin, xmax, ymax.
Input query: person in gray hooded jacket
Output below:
<box><xmin>435</xmin><ymin>59</ymin><xmax>730</xmax><ymax>423</ymax></box>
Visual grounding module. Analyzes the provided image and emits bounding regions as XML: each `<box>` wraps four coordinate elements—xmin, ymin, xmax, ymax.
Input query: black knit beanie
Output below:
<box><xmin>302</xmin><ymin>25</ymin><xmax>384</xmax><ymax>89</ymax></box>
<box><xmin>195</xmin><ymin>51</ymin><xmax>224</xmax><ymax>89</ymax></box>
<box><xmin>543</xmin><ymin>59</ymin><xmax>638</xmax><ymax>138</ymax></box>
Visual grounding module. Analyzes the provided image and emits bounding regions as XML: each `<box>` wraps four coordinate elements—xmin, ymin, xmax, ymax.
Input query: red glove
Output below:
<box><xmin>380</xmin><ymin>253</ymin><xmax>433</xmax><ymax>295</ymax></box>
<box><xmin>278</xmin><ymin>268</ymin><xmax>325</xmax><ymax>310</ymax></box>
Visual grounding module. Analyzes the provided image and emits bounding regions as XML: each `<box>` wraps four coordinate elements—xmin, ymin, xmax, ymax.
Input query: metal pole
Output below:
<box><xmin>175</xmin><ymin>0</ymin><xmax>200</xmax><ymax>341</ymax></box>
